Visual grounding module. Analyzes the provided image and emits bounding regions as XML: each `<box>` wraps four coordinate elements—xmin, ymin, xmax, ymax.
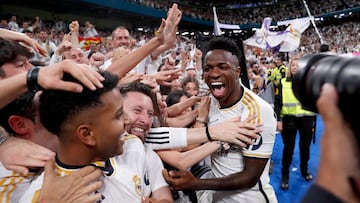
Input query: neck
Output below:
<box><xmin>57</xmin><ymin>143</ymin><xmax>96</xmax><ymax>166</ymax></box>
<box><xmin>219</xmin><ymin>84</ymin><xmax>243</xmax><ymax>109</ymax></box>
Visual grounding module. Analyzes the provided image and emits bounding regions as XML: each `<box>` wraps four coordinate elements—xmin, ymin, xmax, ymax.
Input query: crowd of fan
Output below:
<box><xmin>130</xmin><ymin>0</ymin><xmax>360</xmax><ymax>24</ymax></box>
<box><xmin>1</xmin><ymin>10</ymin><xmax>359</xmax><ymax>57</ymax></box>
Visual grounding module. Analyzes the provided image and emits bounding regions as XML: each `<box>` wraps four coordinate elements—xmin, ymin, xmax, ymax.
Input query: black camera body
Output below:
<box><xmin>292</xmin><ymin>54</ymin><xmax>360</xmax><ymax>143</ymax></box>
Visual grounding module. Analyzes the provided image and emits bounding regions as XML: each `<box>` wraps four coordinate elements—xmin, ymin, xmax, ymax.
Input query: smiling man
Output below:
<box><xmin>120</xmin><ymin>82</ymin><xmax>173</xmax><ymax>203</ymax></box>
<box><xmin>163</xmin><ymin>37</ymin><xmax>277</xmax><ymax>203</ymax></box>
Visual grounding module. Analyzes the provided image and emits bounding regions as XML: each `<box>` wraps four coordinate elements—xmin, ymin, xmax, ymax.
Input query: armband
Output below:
<box><xmin>205</xmin><ymin>126</ymin><xmax>213</xmax><ymax>142</ymax></box>
<box><xmin>26</xmin><ymin>67</ymin><xmax>42</xmax><ymax>92</ymax></box>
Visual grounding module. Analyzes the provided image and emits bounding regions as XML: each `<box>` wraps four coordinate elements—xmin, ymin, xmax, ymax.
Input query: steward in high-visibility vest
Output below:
<box><xmin>274</xmin><ymin>56</ymin><xmax>317</xmax><ymax>191</ymax></box>
<box><xmin>280</xmin><ymin>78</ymin><xmax>315</xmax><ymax>117</ymax></box>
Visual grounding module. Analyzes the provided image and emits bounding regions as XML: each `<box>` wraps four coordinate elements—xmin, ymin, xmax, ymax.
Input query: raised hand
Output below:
<box><xmin>69</xmin><ymin>20</ymin><xmax>79</xmax><ymax>33</ymax></box>
<box><xmin>38</xmin><ymin>60</ymin><xmax>104</xmax><ymax>92</ymax></box>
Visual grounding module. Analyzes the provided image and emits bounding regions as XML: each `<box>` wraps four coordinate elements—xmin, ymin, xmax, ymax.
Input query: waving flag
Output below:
<box><xmin>244</xmin><ymin>17</ymin><xmax>284</xmax><ymax>49</ymax></box>
<box><xmin>244</xmin><ymin>17</ymin><xmax>310</xmax><ymax>52</ymax></box>
<box><xmin>279</xmin><ymin>18</ymin><xmax>310</xmax><ymax>52</ymax></box>
<box><xmin>213</xmin><ymin>7</ymin><xmax>222</xmax><ymax>36</ymax></box>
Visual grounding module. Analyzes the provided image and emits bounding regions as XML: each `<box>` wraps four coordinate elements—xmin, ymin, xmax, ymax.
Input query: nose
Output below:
<box><xmin>209</xmin><ymin>67</ymin><xmax>222</xmax><ymax>78</ymax></box>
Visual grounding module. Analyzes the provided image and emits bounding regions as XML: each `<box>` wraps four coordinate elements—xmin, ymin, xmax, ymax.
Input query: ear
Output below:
<box><xmin>76</xmin><ymin>124</ymin><xmax>96</xmax><ymax>146</ymax></box>
<box><xmin>8</xmin><ymin>115</ymin><xmax>32</xmax><ymax>138</ymax></box>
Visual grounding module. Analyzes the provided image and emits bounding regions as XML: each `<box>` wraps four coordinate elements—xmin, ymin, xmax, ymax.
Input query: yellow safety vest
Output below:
<box><xmin>281</xmin><ymin>78</ymin><xmax>315</xmax><ymax>117</ymax></box>
<box><xmin>268</xmin><ymin>65</ymin><xmax>287</xmax><ymax>86</ymax></box>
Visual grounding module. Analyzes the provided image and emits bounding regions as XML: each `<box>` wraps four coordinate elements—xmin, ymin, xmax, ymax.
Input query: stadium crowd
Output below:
<box><xmin>130</xmin><ymin>0</ymin><xmax>360</xmax><ymax>24</ymax></box>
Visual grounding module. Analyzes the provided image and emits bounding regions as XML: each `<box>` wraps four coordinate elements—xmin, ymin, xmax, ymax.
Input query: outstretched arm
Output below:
<box><xmin>163</xmin><ymin>156</ymin><xmax>268</xmax><ymax>190</ymax></box>
<box><xmin>107</xmin><ymin>3</ymin><xmax>181</xmax><ymax>77</ymax></box>
<box><xmin>0</xmin><ymin>28</ymin><xmax>47</xmax><ymax>56</ymax></box>
<box><xmin>146</xmin><ymin>117</ymin><xmax>260</xmax><ymax>150</ymax></box>
<box><xmin>150</xmin><ymin>4</ymin><xmax>182</xmax><ymax>59</ymax></box>
<box><xmin>0</xmin><ymin>60</ymin><xmax>104</xmax><ymax>108</ymax></box>
<box><xmin>157</xmin><ymin>142</ymin><xmax>219</xmax><ymax>170</ymax></box>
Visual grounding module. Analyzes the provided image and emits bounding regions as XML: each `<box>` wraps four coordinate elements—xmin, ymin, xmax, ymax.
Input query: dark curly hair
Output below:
<box><xmin>39</xmin><ymin>71</ymin><xmax>119</xmax><ymax>135</ymax></box>
<box><xmin>204</xmin><ymin>37</ymin><xmax>242</xmax><ymax>66</ymax></box>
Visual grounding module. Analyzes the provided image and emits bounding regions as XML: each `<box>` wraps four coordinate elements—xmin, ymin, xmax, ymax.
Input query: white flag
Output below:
<box><xmin>244</xmin><ymin>17</ymin><xmax>284</xmax><ymax>49</ymax></box>
<box><xmin>279</xmin><ymin>18</ymin><xmax>311</xmax><ymax>52</ymax></box>
<box><xmin>244</xmin><ymin>17</ymin><xmax>310</xmax><ymax>52</ymax></box>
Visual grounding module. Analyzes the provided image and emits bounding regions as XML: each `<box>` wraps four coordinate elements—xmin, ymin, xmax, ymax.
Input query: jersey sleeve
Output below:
<box><xmin>145</xmin><ymin>127</ymin><xmax>187</xmax><ymax>150</ymax></box>
<box><xmin>242</xmin><ymin>99</ymin><xmax>277</xmax><ymax>158</ymax></box>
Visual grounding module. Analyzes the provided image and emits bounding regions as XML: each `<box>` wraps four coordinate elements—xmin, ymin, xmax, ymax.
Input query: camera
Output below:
<box><xmin>292</xmin><ymin>54</ymin><xmax>360</xmax><ymax>142</ymax></box>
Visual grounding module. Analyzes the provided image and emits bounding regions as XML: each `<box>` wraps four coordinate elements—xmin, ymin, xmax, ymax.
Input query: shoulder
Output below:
<box><xmin>123</xmin><ymin>134</ymin><xmax>144</xmax><ymax>149</ymax></box>
<box><xmin>242</xmin><ymin>87</ymin><xmax>276</xmax><ymax>123</ymax></box>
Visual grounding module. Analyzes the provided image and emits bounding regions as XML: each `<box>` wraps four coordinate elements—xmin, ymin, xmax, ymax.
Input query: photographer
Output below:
<box><xmin>301</xmin><ymin>84</ymin><xmax>360</xmax><ymax>203</ymax></box>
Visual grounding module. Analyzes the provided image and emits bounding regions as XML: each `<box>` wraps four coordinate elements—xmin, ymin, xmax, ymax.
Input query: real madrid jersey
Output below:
<box><xmin>208</xmin><ymin>85</ymin><xmax>277</xmax><ymax>203</ymax></box>
<box><xmin>19</xmin><ymin>135</ymin><xmax>153</xmax><ymax>203</ymax></box>
<box><xmin>0</xmin><ymin>163</ymin><xmax>38</xmax><ymax>203</ymax></box>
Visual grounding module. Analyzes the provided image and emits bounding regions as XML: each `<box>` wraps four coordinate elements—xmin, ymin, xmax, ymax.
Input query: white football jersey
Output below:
<box><xmin>0</xmin><ymin>163</ymin><xmax>38</xmax><ymax>203</ymax></box>
<box><xmin>19</xmin><ymin>135</ymin><xmax>161</xmax><ymax>202</ymax></box>
<box><xmin>208</xmin><ymin>86</ymin><xmax>278</xmax><ymax>203</ymax></box>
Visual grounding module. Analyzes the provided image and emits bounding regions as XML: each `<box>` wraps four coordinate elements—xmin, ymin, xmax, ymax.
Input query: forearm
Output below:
<box><xmin>107</xmin><ymin>37</ymin><xmax>162</xmax><ymax>77</ymax></box>
<box><xmin>166</xmin><ymin>98</ymin><xmax>198</xmax><ymax>117</ymax></box>
<box><xmin>191</xmin><ymin>172</ymin><xmax>257</xmax><ymax>191</ymax></box>
<box><xmin>151</xmin><ymin>44</ymin><xmax>171</xmax><ymax>60</ymax></box>
<box><xmin>70</xmin><ymin>32</ymin><xmax>80</xmax><ymax>49</ymax></box>
<box><xmin>166</xmin><ymin>110</ymin><xmax>197</xmax><ymax>127</ymax></box>
<box><xmin>0</xmin><ymin>72</ymin><xmax>28</xmax><ymax>108</ymax></box>
<box><xmin>0</xmin><ymin>28</ymin><xmax>27</xmax><ymax>41</ymax></box>
<box><xmin>195</xmin><ymin>58</ymin><xmax>202</xmax><ymax>72</ymax></box>
<box><xmin>159</xmin><ymin>142</ymin><xmax>218</xmax><ymax>170</ymax></box>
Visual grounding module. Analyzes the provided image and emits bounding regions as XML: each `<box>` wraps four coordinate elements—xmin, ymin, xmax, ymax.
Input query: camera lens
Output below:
<box><xmin>293</xmin><ymin>54</ymin><xmax>360</xmax><ymax>140</ymax></box>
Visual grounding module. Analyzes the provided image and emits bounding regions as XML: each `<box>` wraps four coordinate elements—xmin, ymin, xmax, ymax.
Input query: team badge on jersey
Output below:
<box><xmin>132</xmin><ymin>175</ymin><xmax>142</xmax><ymax>195</ymax></box>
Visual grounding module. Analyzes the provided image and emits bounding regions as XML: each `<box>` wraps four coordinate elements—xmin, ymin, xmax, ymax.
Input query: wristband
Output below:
<box><xmin>205</xmin><ymin>126</ymin><xmax>213</xmax><ymax>142</ymax></box>
<box><xmin>26</xmin><ymin>67</ymin><xmax>42</xmax><ymax>92</ymax></box>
